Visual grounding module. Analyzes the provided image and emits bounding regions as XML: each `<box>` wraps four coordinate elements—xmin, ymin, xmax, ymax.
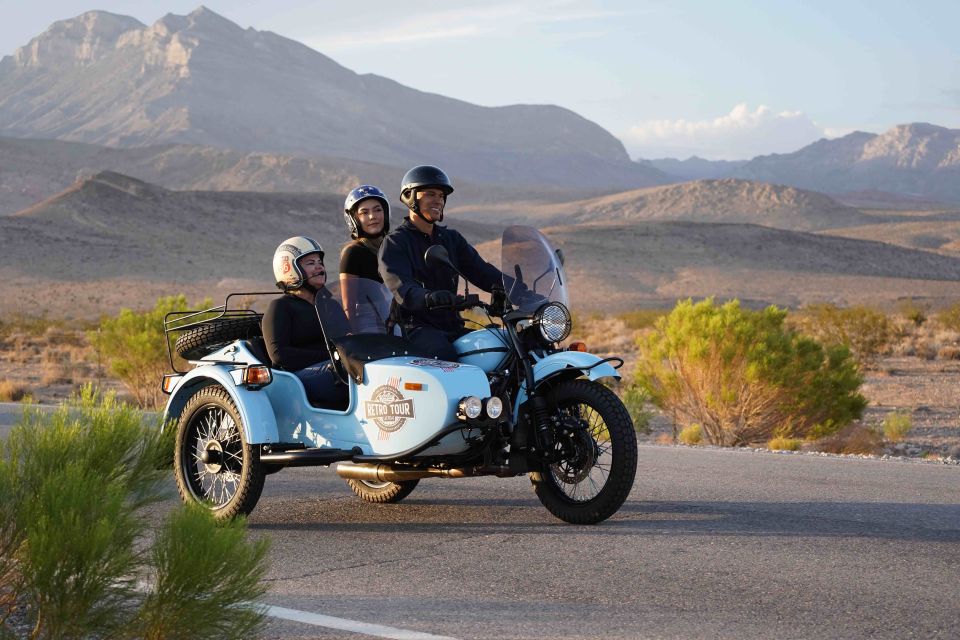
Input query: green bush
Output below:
<box><xmin>790</xmin><ymin>303</ymin><xmax>891</xmax><ymax>365</ymax></box>
<box><xmin>89</xmin><ymin>295</ymin><xmax>209</xmax><ymax>409</ymax></box>
<box><xmin>0</xmin><ymin>388</ymin><xmax>269</xmax><ymax>639</ymax></box>
<box><xmin>636</xmin><ymin>298</ymin><xmax>866</xmax><ymax>446</ymax></box>
<box><xmin>618</xmin><ymin>384</ymin><xmax>652</xmax><ymax>434</ymax></box>
<box><xmin>882</xmin><ymin>411</ymin><xmax>912</xmax><ymax>442</ymax></box>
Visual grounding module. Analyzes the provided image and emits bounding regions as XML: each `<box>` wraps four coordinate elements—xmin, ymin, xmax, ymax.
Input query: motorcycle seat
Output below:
<box><xmin>331</xmin><ymin>333</ymin><xmax>435</xmax><ymax>383</ymax></box>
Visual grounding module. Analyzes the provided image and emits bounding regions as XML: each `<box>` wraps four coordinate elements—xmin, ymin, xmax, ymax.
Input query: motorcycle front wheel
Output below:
<box><xmin>529</xmin><ymin>379</ymin><xmax>637</xmax><ymax>524</ymax></box>
<box><xmin>174</xmin><ymin>386</ymin><xmax>265</xmax><ymax>521</ymax></box>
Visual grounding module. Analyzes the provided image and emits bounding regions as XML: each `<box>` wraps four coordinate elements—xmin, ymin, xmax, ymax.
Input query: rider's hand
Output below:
<box><xmin>425</xmin><ymin>289</ymin><xmax>455</xmax><ymax>309</ymax></box>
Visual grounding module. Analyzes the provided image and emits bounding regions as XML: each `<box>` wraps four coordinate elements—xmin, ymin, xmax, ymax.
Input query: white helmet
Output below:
<box><xmin>273</xmin><ymin>236</ymin><xmax>324</xmax><ymax>291</ymax></box>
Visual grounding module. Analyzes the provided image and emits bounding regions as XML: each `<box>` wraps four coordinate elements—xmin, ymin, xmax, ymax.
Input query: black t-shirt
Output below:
<box><xmin>261</xmin><ymin>291</ymin><xmax>349</xmax><ymax>371</ymax></box>
<box><xmin>339</xmin><ymin>240</ymin><xmax>383</xmax><ymax>282</ymax></box>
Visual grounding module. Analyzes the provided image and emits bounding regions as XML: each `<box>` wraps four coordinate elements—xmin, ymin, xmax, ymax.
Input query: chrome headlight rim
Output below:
<box><xmin>534</xmin><ymin>302</ymin><xmax>572</xmax><ymax>344</ymax></box>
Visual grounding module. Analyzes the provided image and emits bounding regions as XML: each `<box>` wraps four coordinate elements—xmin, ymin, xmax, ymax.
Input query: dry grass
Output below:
<box><xmin>767</xmin><ymin>436</ymin><xmax>802</xmax><ymax>451</ymax></box>
<box><xmin>882</xmin><ymin>411</ymin><xmax>912</xmax><ymax>442</ymax></box>
<box><xmin>0</xmin><ymin>379</ymin><xmax>29</xmax><ymax>402</ymax></box>
<box><xmin>678</xmin><ymin>424</ymin><xmax>703</xmax><ymax>445</ymax></box>
<box><xmin>813</xmin><ymin>424</ymin><xmax>883</xmax><ymax>455</ymax></box>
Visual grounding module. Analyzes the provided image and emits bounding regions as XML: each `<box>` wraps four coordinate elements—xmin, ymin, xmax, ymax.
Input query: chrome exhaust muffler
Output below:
<box><xmin>336</xmin><ymin>462</ymin><xmax>512</xmax><ymax>482</ymax></box>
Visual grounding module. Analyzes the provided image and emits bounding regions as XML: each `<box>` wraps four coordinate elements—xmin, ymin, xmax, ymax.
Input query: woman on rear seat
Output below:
<box><xmin>262</xmin><ymin>236</ymin><xmax>350</xmax><ymax>408</ymax></box>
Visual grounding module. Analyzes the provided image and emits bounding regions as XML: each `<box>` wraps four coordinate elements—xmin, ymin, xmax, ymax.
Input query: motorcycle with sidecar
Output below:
<box><xmin>161</xmin><ymin>225</ymin><xmax>637</xmax><ymax>524</ymax></box>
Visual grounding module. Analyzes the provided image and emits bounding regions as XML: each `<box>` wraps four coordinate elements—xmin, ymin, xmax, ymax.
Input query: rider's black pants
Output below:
<box><xmin>405</xmin><ymin>326</ymin><xmax>468</xmax><ymax>362</ymax></box>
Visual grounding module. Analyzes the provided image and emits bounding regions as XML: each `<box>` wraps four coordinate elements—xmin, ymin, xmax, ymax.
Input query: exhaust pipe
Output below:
<box><xmin>336</xmin><ymin>462</ymin><xmax>513</xmax><ymax>482</ymax></box>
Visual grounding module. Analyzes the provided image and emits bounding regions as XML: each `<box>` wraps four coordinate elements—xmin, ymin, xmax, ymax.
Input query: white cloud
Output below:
<box><xmin>624</xmin><ymin>103</ymin><xmax>829</xmax><ymax>160</ymax></box>
<box><xmin>306</xmin><ymin>1</ymin><xmax>619</xmax><ymax>51</ymax></box>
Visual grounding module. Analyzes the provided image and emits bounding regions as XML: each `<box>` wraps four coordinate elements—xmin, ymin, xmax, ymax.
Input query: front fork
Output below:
<box><xmin>503</xmin><ymin>316</ymin><xmax>556</xmax><ymax>471</ymax></box>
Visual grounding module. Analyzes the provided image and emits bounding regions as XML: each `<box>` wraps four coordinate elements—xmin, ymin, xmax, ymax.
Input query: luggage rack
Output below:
<box><xmin>164</xmin><ymin>291</ymin><xmax>279</xmax><ymax>373</ymax></box>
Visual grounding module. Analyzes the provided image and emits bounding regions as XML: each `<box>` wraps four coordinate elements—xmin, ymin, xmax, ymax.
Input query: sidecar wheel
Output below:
<box><xmin>174</xmin><ymin>386</ymin><xmax>265</xmax><ymax>521</ymax></box>
<box><xmin>529</xmin><ymin>379</ymin><xmax>637</xmax><ymax>525</ymax></box>
<box><xmin>344</xmin><ymin>478</ymin><xmax>419</xmax><ymax>503</ymax></box>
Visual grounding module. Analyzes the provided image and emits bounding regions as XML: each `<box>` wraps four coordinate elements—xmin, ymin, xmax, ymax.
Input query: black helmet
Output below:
<box><xmin>343</xmin><ymin>184</ymin><xmax>390</xmax><ymax>239</ymax></box>
<box><xmin>400</xmin><ymin>165</ymin><xmax>454</xmax><ymax>213</ymax></box>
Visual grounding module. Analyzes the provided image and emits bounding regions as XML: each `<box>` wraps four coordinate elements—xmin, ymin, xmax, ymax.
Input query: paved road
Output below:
<box><xmin>4</xmin><ymin>404</ymin><xmax>958</xmax><ymax>639</ymax></box>
<box><xmin>250</xmin><ymin>446</ymin><xmax>959</xmax><ymax>640</ymax></box>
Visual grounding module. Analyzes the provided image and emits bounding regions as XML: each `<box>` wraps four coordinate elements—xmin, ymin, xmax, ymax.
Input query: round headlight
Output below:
<box><xmin>535</xmin><ymin>302</ymin><xmax>572</xmax><ymax>343</ymax></box>
<box><xmin>485</xmin><ymin>397</ymin><xmax>503</xmax><ymax>419</ymax></box>
<box><xmin>458</xmin><ymin>396</ymin><xmax>483</xmax><ymax>420</ymax></box>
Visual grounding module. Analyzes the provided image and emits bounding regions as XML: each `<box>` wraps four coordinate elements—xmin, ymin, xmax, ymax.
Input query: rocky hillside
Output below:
<box><xmin>0</xmin><ymin>171</ymin><xmax>503</xmax><ymax>316</ymax></box>
<box><xmin>0</xmin><ymin>8</ymin><xmax>666</xmax><ymax>190</ymax></box>
<box><xmin>0</xmin><ymin>136</ymin><xmax>601</xmax><ymax>216</ymax></box>
<box><xmin>457</xmin><ymin>178</ymin><xmax>871</xmax><ymax>231</ymax></box>
<box><xmin>733</xmin><ymin>123</ymin><xmax>960</xmax><ymax>202</ymax></box>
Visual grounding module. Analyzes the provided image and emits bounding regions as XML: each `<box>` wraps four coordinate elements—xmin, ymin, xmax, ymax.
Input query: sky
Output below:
<box><xmin>1</xmin><ymin>0</ymin><xmax>958</xmax><ymax>160</ymax></box>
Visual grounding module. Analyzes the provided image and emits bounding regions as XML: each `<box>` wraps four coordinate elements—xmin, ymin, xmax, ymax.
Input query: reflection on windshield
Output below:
<box><xmin>340</xmin><ymin>277</ymin><xmax>394</xmax><ymax>334</ymax></box>
<box><xmin>501</xmin><ymin>226</ymin><xmax>569</xmax><ymax>314</ymax></box>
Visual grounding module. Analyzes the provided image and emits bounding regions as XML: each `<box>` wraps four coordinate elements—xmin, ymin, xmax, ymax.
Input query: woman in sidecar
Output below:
<box><xmin>262</xmin><ymin>236</ymin><xmax>349</xmax><ymax>409</ymax></box>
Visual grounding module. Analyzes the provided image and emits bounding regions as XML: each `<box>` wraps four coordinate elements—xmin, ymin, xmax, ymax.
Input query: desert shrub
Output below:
<box><xmin>678</xmin><ymin>424</ymin><xmax>702</xmax><ymax>445</ymax></box>
<box><xmin>636</xmin><ymin>298</ymin><xmax>866</xmax><ymax>447</ymax></box>
<box><xmin>0</xmin><ymin>388</ymin><xmax>269</xmax><ymax>639</ymax></box>
<box><xmin>617</xmin><ymin>309</ymin><xmax>670</xmax><ymax>331</ymax></box>
<box><xmin>937</xmin><ymin>303</ymin><xmax>960</xmax><ymax>332</ymax></box>
<box><xmin>0</xmin><ymin>381</ymin><xmax>28</xmax><ymax>403</ymax></box>
<box><xmin>897</xmin><ymin>298</ymin><xmax>929</xmax><ymax>327</ymax></box>
<box><xmin>791</xmin><ymin>303</ymin><xmax>891</xmax><ymax>365</ymax></box>
<box><xmin>89</xmin><ymin>295</ymin><xmax>209</xmax><ymax>409</ymax></box>
<box><xmin>618</xmin><ymin>384</ymin><xmax>652</xmax><ymax>434</ymax></box>
<box><xmin>768</xmin><ymin>436</ymin><xmax>801</xmax><ymax>451</ymax></box>
<box><xmin>814</xmin><ymin>423</ymin><xmax>883</xmax><ymax>455</ymax></box>
<box><xmin>882</xmin><ymin>411</ymin><xmax>912</xmax><ymax>442</ymax></box>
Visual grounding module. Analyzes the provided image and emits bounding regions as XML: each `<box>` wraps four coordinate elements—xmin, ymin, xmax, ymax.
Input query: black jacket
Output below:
<box><xmin>379</xmin><ymin>218</ymin><xmax>502</xmax><ymax>332</ymax></box>
<box><xmin>261</xmin><ymin>291</ymin><xmax>349</xmax><ymax>371</ymax></box>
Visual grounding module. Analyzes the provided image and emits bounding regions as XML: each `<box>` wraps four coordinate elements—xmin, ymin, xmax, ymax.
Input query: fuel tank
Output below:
<box><xmin>453</xmin><ymin>328</ymin><xmax>510</xmax><ymax>374</ymax></box>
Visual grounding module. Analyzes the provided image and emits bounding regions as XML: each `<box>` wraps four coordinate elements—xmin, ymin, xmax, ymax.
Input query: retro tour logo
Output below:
<box><xmin>365</xmin><ymin>379</ymin><xmax>415</xmax><ymax>433</ymax></box>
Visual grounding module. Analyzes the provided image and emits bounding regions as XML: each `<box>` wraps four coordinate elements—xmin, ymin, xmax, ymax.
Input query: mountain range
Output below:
<box><xmin>642</xmin><ymin>124</ymin><xmax>960</xmax><ymax>203</ymax></box>
<box><xmin>0</xmin><ymin>7</ymin><xmax>665</xmax><ymax>190</ymax></box>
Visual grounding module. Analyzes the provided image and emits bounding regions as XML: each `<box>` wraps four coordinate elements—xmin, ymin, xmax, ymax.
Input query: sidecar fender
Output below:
<box><xmin>512</xmin><ymin>351</ymin><xmax>621</xmax><ymax>418</ymax></box>
<box><xmin>162</xmin><ymin>365</ymin><xmax>280</xmax><ymax>445</ymax></box>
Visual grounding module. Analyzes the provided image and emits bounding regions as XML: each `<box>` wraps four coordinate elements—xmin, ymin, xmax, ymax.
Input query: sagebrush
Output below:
<box><xmin>636</xmin><ymin>298</ymin><xmax>866</xmax><ymax>446</ymax></box>
<box><xmin>89</xmin><ymin>295</ymin><xmax>209</xmax><ymax>409</ymax></box>
<box><xmin>0</xmin><ymin>387</ymin><xmax>270</xmax><ymax>639</ymax></box>
<box><xmin>790</xmin><ymin>303</ymin><xmax>891</xmax><ymax>365</ymax></box>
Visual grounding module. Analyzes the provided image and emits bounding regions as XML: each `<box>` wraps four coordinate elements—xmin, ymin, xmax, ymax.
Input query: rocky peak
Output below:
<box><xmin>862</xmin><ymin>122</ymin><xmax>960</xmax><ymax>168</ymax></box>
<box><xmin>8</xmin><ymin>11</ymin><xmax>143</xmax><ymax>70</ymax></box>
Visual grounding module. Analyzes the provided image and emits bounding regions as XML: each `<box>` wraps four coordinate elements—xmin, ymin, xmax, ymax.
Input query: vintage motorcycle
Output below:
<box><xmin>162</xmin><ymin>225</ymin><xmax>637</xmax><ymax>524</ymax></box>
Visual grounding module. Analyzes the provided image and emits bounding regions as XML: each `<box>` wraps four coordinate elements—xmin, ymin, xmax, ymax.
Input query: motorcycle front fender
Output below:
<box><xmin>163</xmin><ymin>365</ymin><xmax>281</xmax><ymax>445</ymax></box>
<box><xmin>511</xmin><ymin>351</ymin><xmax>621</xmax><ymax>419</ymax></box>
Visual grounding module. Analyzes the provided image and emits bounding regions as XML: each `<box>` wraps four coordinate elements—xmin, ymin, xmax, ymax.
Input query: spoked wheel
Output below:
<box><xmin>344</xmin><ymin>478</ymin><xmax>420</xmax><ymax>503</ymax></box>
<box><xmin>529</xmin><ymin>379</ymin><xmax>637</xmax><ymax>524</ymax></box>
<box><xmin>174</xmin><ymin>386</ymin><xmax>265</xmax><ymax>521</ymax></box>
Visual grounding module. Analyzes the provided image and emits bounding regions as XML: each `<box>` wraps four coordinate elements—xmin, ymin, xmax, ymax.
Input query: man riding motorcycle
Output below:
<box><xmin>378</xmin><ymin>165</ymin><xmax>503</xmax><ymax>362</ymax></box>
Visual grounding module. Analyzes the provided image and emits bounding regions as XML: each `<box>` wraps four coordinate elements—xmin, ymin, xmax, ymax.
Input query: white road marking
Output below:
<box><xmin>265</xmin><ymin>605</ymin><xmax>460</xmax><ymax>640</ymax></box>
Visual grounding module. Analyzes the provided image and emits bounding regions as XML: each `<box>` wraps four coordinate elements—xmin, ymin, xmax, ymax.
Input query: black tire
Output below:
<box><xmin>175</xmin><ymin>316</ymin><xmax>262</xmax><ymax>361</ymax></box>
<box><xmin>174</xmin><ymin>386</ymin><xmax>265</xmax><ymax>521</ymax></box>
<box><xmin>344</xmin><ymin>478</ymin><xmax>420</xmax><ymax>503</ymax></box>
<box><xmin>529</xmin><ymin>379</ymin><xmax>637</xmax><ymax>525</ymax></box>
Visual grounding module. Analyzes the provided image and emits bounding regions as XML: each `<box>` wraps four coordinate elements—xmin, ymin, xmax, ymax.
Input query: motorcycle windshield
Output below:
<box><xmin>340</xmin><ymin>277</ymin><xmax>393</xmax><ymax>334</ymax></box>
<box><xmin>501</xmin><ymin>225</ymin><xmax>570</xmax><ymax>313</ymax></box>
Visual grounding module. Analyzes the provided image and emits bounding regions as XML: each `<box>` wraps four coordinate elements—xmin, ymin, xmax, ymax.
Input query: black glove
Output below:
<box><xmin>425</xmin><ymin>289</ymin><xmax>455</xmax><ymax>309</ymax></box>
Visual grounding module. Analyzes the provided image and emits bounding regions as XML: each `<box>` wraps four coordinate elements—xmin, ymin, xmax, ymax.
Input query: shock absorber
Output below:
<box><xmin>531</xmin><ymin>393</ymin><xmax>555</xmax><ymax>453</ymax></box>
